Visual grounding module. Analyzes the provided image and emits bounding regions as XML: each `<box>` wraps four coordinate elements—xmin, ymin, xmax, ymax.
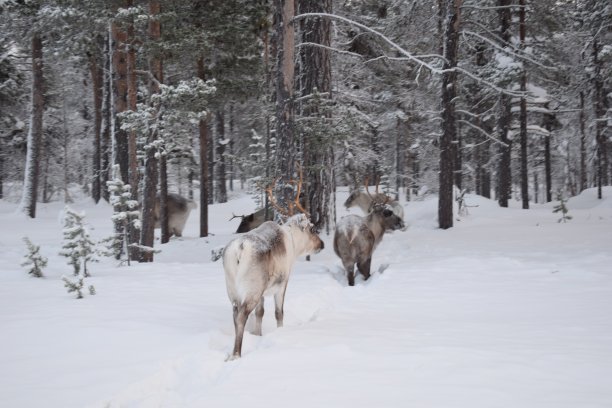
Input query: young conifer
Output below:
<box><xmin>21</xmin><ymin>237</ymin><xmax>47</xmax><ymax>278</ymax></box>
<box><xmin>59</xmin><ymin>206</ymin><xmax>97</xmax><ymax>277</ymax></box>
<box><xmin>553</xmin><ymin>192</ymin><xmax>572</xmax><ymax>223</ymax></box>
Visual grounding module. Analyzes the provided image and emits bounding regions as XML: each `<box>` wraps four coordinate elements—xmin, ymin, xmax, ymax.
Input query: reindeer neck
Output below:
<box><xmin>282</xmin><ymin>225</ymin><xmax>306</xmax><ymax>260</ymax></box>
<box><xmin>366</xmin><ymin>213</ymin><xmax>386</xmax><ymax>244</ymax></box>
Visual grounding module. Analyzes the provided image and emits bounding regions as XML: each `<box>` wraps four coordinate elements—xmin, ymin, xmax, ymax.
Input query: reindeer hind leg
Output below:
<box><xmin>229</xmin><ymin>299</ymin><xmax>257</xmax><ymax>360</ymax></box>
<box><xmin>254</xmin><ymin>297</ymin><xmax>264</xmax><ymax>336</ymax></box>
<box><xmin>357</xmin><ymin>257</ymin><xmax>372</xmax><ymax>280</ymax></box>
<box><xmin>344</xmin><ymin>262</ymin><xmax>356</xmax><ymax>286</ymax></box>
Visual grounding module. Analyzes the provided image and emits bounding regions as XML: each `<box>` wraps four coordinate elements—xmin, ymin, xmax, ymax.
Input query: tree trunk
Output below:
<box><xmin>125</xmin><ymin>0</ymin><xmax>139</xmax><ymax>260</ymax></box>
<box><xmin>111</xmin><ymin>17</ymin><xmax>130</xmax><ymax>185</ymax></box>
<box><xmin>298</xmin><ymin>0</ymin><xmax>334</xmax><ymax>231</ymax></box>
<box><xmin>140</xmin><ymin>0</ymin><xmax>162</xmax><ymax>262</ymax></box>
<box><xmin>274</xmin><ymin>0</ymin><xmax>296</xmax><ymax>212</ymax></box>
<box><xmin>215</xmin><ymin>108</ymin><xmax>227</xmax><ymax>203</ymax></box>
<box><xmin>19</xmin><ymin>33</ymin><xmax>44</xmax><ymax>218</ymax></box>
<box><xmin>101</xmin><ymin>31</ymin><xmax>112</xmax><ymax>202</ymax></box>
<box><xmin>496</xmin><ymin>0</ymin><xmax>512</xmax><ymax>208</ymax></box>
<box><xmin>89</xmin><ymin>49</ymin><xmax>103</xmax><ymax>204</ymax></box>
<box><xmin>519</xmin><ymin>0</ymin><xmax>529</xmax><ymax>209</ymax></box>
<box><xmin>579</xmin><ymin>91</ymin><xmax>587</xmax><ymax>192</ymax></box>
<box><xmin>438</xmin><ymin>0</ymin><xmax>462</xmax><ymax>230</ymax></box>
<box><xmin>543</xmin><ymin>110</ymin><xmax>553</xmax><ymax>203</ymax></box>
<box><xmin>228</xmin><ymin>104</ymin><xmax>234</xmax><ymax>192</ymax></box>
<box><xmin>592</xmin><ymin>38</ymin><xmax>608</xmax><ymax>199</ymax></box>
<box><xmin>197</xmin><ymin>57</ymin><xmax>209</xmax><ymax>237</ymax></box>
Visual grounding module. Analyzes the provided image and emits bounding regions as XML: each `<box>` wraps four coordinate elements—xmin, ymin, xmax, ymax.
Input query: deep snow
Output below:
<box><xmin>1</xmin><ymin>187</ymin><xmax>611</xmax><ymax>408</ymax></box>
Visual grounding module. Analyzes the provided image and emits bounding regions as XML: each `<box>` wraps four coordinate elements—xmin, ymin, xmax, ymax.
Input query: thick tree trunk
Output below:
<box><xmin>215</xmin><ymin>108</ymin><xmax>227</xmax><ymax>203</ymax></box>
<box><xmin>101</xmin><ymin>31</ymin><xmax>112</xmax><ymax>202</ymax></box>
<box><xmin>111</xmin><ymin>19</ymin><xmax>129</xmax><ymax>184</ymax></box>
<box><xmin>140</xmin><ymin>0</ymin><xmax>162</xmax><ymax>261</ymax></box>
<box><xmin>544</xmin><ymin>111</ymin><xmax>553</xmax><ymax>203</ymax></box>
<box><xmin>438</xmin><ymin>0</ymin><xmax>462</xmax><ymax>230</ymax></box>
<box><xmin>579</xmin><ymin>91</ymin><xmax>587</xmax><ymax>192</ymax></box>
<box><xmin>519</xmin><ymin>0</ymin><xmax>529</xmax><ymax>209</ymax></box>
<box><xmin>592</xmin><ymin>38</ymin><xmax>608</xmax><ymax>199</ymax></box>
<box><xmin>497</xmin><ymin>0</ymin><xmax>512</xmax><ymax>208</ymax></box>
<box><xmin>89</xmin><ymin>50</ymin><xmax>103</xmax><ymax>204</ymax></box>
<box><xmin>274</xmin><ymin>0</ymin><xmax>296</xmax><ymax>211</ymax></box>
<box><xmin>228</xmin><ymin>104</ymin><xmax>234</xmax><ymax>192</ymax></box>
<box><xmin>298</xmin><ymin>0</ymin><xmax>334</xmax><ymax>231</ymax></box>
<box><xmin>197</xmin><ymin>57</ymin><xmax>209</xmax><ymax>237</ymax></box>
<box><xmin>125</xmin><ymin>0</ymin><xmax>139</xmax><ymax>260</ymax></box>
<box><xmin>19</xmin><ymin>33</ymin><xmax>44</xmax><ymax>218</ymax></box>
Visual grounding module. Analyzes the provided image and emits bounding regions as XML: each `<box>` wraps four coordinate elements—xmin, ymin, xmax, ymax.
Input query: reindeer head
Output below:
<box><xmin>370</xmin><ymin>203</ymin><xmax>404</xmax><ymax>231</ymax></box>
<box><xmin>285</xmin><ymin>213</ymin><xmax>324</xmax><ymax>254</ymax></box>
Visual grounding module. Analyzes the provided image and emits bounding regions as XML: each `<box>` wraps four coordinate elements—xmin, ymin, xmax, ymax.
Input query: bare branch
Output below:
<box><xmin>458</xmin><ymin>119</ymin><xmax>509</xmax><ymax>147</ymax></box>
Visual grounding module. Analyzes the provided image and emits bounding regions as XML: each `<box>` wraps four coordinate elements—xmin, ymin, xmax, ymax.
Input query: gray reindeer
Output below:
<box><xmin>334</xmin><ymin>203</ymin><xmax>404</xmax><ymax>286</ymax></box>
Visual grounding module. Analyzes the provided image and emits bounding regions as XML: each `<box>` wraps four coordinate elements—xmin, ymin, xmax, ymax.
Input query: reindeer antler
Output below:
<box><xmin>365</xmin><ymin>175</ymin><xmax>390</xmax><ymax>209</ymax></box>
<box><xmin>364</xmin><ymin>176</ymin><xmax>373</xmax><ymax>200</ymax></box>
<box><xmin>229</xmin><ymin>213</ymin><xmax>244</xmax><ymax>221</ymax></box>
<box><xmin>265</xmin><ymin>165</ymin><xmax>310</xmax><ymax>219</ymax></box>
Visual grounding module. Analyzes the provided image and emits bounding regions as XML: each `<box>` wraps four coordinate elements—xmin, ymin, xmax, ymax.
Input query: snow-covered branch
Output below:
<box><xmin>458</xmin><ymin>119</ymin><xmax>509</xmax><ymax>147</ymax></box>
<box><xmin>294</xmin><ymin>12</ymin><xmax>525</xmax><ymax>97</ymax></box>
<box><xmin>461</xmin><ymin>30</ymin><xmax>555</xmax><ymax>71</ymax></box>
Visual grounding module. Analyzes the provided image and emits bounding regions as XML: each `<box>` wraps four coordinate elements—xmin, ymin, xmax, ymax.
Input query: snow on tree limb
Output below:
<box><xmin>293</xmin><ymin>12</ymin><xmax>524</xmax><ymax>97</ymax></box>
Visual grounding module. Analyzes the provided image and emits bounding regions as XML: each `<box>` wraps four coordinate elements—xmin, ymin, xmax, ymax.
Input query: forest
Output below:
<box><xmin>0</xmin><ymin>0</ymin><xmax>610</xmax><ymax>255</ymax></box>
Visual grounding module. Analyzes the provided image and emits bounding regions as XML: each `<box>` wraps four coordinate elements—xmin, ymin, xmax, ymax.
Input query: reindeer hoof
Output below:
<box><xmin>225</xmin><ymin>353</ymin><xmax>241</xmax><ymax>362</ymax></box>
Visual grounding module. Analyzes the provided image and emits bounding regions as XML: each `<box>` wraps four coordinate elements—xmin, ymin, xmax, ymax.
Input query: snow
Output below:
<box><xmin>1</xmin><ymin>187</ymin><xmax>612</xmax><ymax>407</ymax></box>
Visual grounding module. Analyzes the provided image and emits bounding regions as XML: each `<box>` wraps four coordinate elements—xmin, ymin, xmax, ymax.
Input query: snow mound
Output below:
<box><xmin>567</xmin><ymin>187</ymin><xmax>612</xmax><ymax>210</ymax></box>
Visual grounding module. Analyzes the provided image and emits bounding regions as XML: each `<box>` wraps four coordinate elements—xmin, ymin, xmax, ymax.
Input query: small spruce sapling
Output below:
<box><xmin>21</xmin><ymin>237</ymin><xmax>47</xmax><ymax>277</ymax></box>
<box><xmin>62</xmin><ymin>276</ymin><xmax>85</xmax><ymax>299</ymax></box>
<box><xmin>553</xmin><ymin>191</ymin><xmax>572</xmax><ymax>223</ymax></box>
<box><xmin>106</xmin><ymin>165</ymin><xmax>140</xmax><ymax>264</ymax></box>
<box><xmin>59</xmin><ymin>206</ymin><xmax>97</xmax><ymax>276</ymax></box>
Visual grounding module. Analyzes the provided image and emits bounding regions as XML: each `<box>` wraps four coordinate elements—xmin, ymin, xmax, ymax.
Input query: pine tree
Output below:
<box><xmin>106</xmin><ymin>164</ymin><xmax>139</xmax><ymax>264</ymax></box>
<box><xmin>59</xmin><ymin>206</ymin><xmax>97</xmax><ymax>277</ymax></box>
<box><xmin>553</xmin><ymin>191</ymin><xmax>572</xmax><ymax>223</ymax></box>
<box><xmin>21</xmin><ymin>237</ymin><xmax>47</xmax><ymax>278</ymax></box>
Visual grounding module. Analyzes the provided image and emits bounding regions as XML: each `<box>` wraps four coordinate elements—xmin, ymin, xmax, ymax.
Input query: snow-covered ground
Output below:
<box><xmin>1</xmin><ymin>187</ymin><xmax>611</xmax><ymax>408</ymax></box>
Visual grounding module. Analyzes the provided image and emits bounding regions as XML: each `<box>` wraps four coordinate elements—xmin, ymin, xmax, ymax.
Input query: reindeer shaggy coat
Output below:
<box><xmin>153</xmin><ymin>193</ymin><xmax>197</xmax><ymax>237</ymax></box>
<box><xmin>223</xmin><ymin>214</ymin><xmax>324</xmax><ymax>359</ymax></box>
<box><xmin>334</xmin><ymin>204</ymin><xmax>404</xmax><ymax>286</ymax></box>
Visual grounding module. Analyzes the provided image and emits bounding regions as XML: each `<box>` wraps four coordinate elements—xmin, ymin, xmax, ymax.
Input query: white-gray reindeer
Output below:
<box><xmin>223</xmin><ymin>177</ymin><xmax>324</xmax><ymax>359</ymax></box>
<box><xmin>334</xmin><ymin>203</ymin><xmax>404</xmax><ymax>286</ymax></box>
<box><xmin>344</xmin><ymin>179</ymin><xmax>404</xmax><ymax>221</ymax></box>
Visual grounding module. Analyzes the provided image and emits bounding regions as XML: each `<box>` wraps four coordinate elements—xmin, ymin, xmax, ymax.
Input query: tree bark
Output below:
<box><xmin>298</xmin><ymin>0</ymin><xmax>334</xmax><ymax>231</ymax></box>
<box><xmin>89</xmin><ymin>49</ymin><xmax>103</xmax><ymax>204</ymax></box>
<box><xmin>197</xmin><ymin>57</ymin><xmax>209</xmax><ymax>237</ymax></box>
<box><xmin>438</xmin><ymin>0</ymin><xmax>462</xmax><ymax>230</ymax></box>
<box><xmin>274</xmin><ymin>0</ymin><xmax>296</xmax><ymax>211</ymax></box>
<box><xmin>101</xmin><ymin>31</ymin><xmax>112</xmax><ymax>202</ymax></box>
<box><xmin>140</xmin><ymin>0</ymin><xmax>162</xmax><ymax>261</ymax></box>
<box><xmin>592</xmin><ymin>38</ymin><xmax>608</xmax><ymax>199</ymax></box>
<box><xmin>543</xmin><ymin>109</ymin><xmax>553</xmax><ymax>203</ymax></box>
<box><xmin>125</xmin><ymin>0</ymin><xmax>139</xmax><ymax>260</ymax></box>
<box><xmin>519</xmin><ymin>0</ymin><xmax>529</xmax><ymax>209</ymax></box>
<box><xmin>19</xmin><ymin>33</ymin><xmax>44</xmax><ymax>218</ymax></box>
<box><xmin>111</xmin><ymin>18</ymin><xmax>130</xmax><ymax>185</ymax></box>
<box><xmin>215</xmin><ymin>108</ymin><xmax>227</xmax><ymax>203</ymax></box>
<box><xmin>496</xmin><ymin>0</ymin><xmax>512</xmax><ymax>208</ymax></box>
<box><xmin>579</xmin><ymin>91</ymin><xmax>587</xmax><ymax>192</ymax></box>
